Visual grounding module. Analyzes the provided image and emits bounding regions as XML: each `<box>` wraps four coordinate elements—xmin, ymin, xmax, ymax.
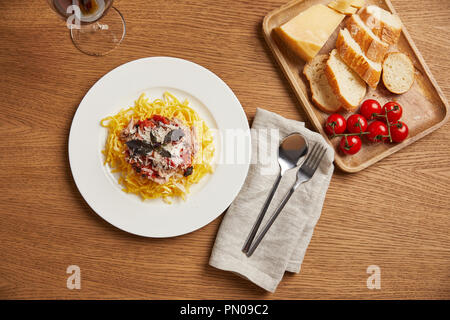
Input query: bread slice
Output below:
<box><xmin>347</xmin><ymin>14</ymin><xmax>389</xmax><ymax>62</ymax></box>
<box><xmin>303</xmin><ymin>54</ymin><xmax>342</xmax><ymax>113</ymax></box>
<box><xmin>359</xmin><ymin>5</ymin><xmax>402</xmax><ymax>45</ymax></box>
<box><xmin>328</xmin><ymin>0</ymin><xmax>358</xmax><ymax>15</ymax></box>
<box><xmin>325</xmin><ymin>49</ymin><xmax>367</xmax><ymax>111</ymax></box>
<box><xmin>382</xmin><ymin>52</ymin><xmax>415</xmax><ymax>94</ymax></box>
<box><xmin>350</xmin><ymin>0</ymin><xmax>365</xmax><ymax>8</ymax></box>
<box><xmin>336</xmin><ymin>28</ymin><xmax>382</xmax><ymax>88</ymax></box>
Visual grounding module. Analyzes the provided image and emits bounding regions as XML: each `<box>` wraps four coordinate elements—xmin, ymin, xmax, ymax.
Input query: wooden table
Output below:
<box><xmin>0</xmin><ymin>0</ymin><xmax>449</xmax><ymax>299</ymax></box>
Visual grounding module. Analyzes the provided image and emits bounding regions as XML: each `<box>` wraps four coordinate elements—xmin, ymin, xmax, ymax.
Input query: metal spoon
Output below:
<box><xmin>242</xmin><ymin>133</ymin><xmax>308</xmax><ymax>253</ymax></box>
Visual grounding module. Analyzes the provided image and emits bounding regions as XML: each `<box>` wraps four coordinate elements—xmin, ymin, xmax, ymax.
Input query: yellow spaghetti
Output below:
<box><xmin>100</xmin><ymin>92</ymin><xmax>215</xmax><ymax>202</ymax></box>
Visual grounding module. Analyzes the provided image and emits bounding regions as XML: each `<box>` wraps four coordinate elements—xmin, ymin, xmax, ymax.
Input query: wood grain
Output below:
<box><xmin>0</xmin><ymin>0</ymin><xmax>449</xmax><ymax>299</ymax></box>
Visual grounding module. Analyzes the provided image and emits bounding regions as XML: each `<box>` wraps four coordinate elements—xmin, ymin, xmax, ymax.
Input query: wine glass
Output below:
<box><xmin>47</xmin><ymin>0</ymin><xmax>126</xmax><ymax>56</ymax></box>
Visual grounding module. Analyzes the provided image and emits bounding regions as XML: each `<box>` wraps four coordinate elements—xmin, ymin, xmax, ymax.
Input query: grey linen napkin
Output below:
<box><xmin>209</xmin><ymin>108</ymin><xmax>334</xmax><ymax>292</ymax></box>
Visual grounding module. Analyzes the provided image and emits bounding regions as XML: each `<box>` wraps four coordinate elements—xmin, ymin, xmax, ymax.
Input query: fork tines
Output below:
<box><xmin>302</xmin><ymin>143</ymin><xmax>326</xmax><ymax>173</ymax></box>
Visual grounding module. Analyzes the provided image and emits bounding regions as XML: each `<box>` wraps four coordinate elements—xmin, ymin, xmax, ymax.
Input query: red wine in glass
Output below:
<box><xmin>48</xmin><ymin>0</ymin><xmax>125</xmax><ymax>56</ymax></box>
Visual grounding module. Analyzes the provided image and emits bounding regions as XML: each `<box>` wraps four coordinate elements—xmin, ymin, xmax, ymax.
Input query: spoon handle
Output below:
<box><xmin>242</xmin><ymin>173</ymin><xmax>282</xmax><ymax>253</ymax></box>
<box><xmin>246</xmin><ymin>186</ymin><xmax>296</xmax><ymax>257</ymax></box>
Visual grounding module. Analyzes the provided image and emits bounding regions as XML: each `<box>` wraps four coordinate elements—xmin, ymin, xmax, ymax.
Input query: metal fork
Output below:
<box><xmin>245</xmin><ymin>143</ymin><xmax>327</xmax><ymax>257</ymax></box>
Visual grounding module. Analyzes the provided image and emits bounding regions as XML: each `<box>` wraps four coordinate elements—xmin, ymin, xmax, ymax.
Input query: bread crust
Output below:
<box><xmin>324</xmin><ymin>60</ymin><xmax>360</xmax><ymax>111</ymax></box>
<box><xmin>382</xmin><ymin>52</ymin><xmax>415</xmax><ymax>94</ymax></box>
<box><xmin>359</xmin><ymin>7</ymin><xmax>401</xmax><ymax>45</ymax></box>
<box><xmin>303</xmin><ymin>55</ymin><xmax>342</xmax><ymax>113</ymax></box>
<box><xmin>346</xmin><ymin>15</ymin><xmax>389</xmax><ymax>62</ymax></box>
<box><xmin>336</xmin><ymin>30</ymin><xmax>381</xmax><ymax>88</ymax></box>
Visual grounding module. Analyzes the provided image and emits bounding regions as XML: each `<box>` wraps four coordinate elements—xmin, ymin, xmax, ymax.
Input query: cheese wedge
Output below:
<box><xmin>328</xmin><ymin>0</ymin><xmax>358</xmax><ymax>15</ymax></box>
<box><xmin>275</xmin><ymin>4</ymin><xmax>345</xmax><ymax>62</ymax></box>
<box><xmin>350</xmin><ymin>0</ymin><xmax>365</xmax><ymax>8</ymax></box>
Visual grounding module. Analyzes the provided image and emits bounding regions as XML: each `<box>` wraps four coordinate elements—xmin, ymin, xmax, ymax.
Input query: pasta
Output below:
<box><xmin>100</xmin><ymin>92</ymin><xmax>215</xmax><ymax>203</ymax></box>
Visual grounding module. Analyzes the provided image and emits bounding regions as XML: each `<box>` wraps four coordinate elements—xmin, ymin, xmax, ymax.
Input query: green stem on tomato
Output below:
<box><xmin>374</xmin><ymin>110</ymin><xmax>393</xmax><ymax>143</ymax></box>
<box><xmin>327</xmin><ymin>121</ymin><xmax>338</xmax><ymax>138</ymax></box>
<box><xmin>331</xmin><ymin>132</ymin><xmax>369</xmax><ymax>139</ymax></box>
<box><xmin>383</xmin><ymin>113</ymin><xmax>393</xmax><ymax>143</ymax></box>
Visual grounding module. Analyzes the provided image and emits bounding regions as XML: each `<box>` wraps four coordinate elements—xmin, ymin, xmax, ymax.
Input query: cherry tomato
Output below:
<box><xmin>347</xmin><ymin>114</ymin><xmax>368</xmax><ymax>134</ymax></box>
<box><xmin>390</xmin><ymin>121</ymin><xmax>409</xmax><ymax>143</ymax></box>
<box><xmin>382</xmin><ymin>101</ymin><xmax>403</xmax><ymax>123</ymax></box>
<box><xmin>367</xmin><ymin>121</ymin><xmax>389</xmax><ymax>143</ymax></box>
<box><xmin>360</xmin><ymin>99</ymin><xmax>382</xmax><ymax>120</ymax></box>
<box><xmin>339</xmin><ymin>136</ymin><xmax>362</xmax><ymax>155</ymax></box>
<box><xmin>324</xmin><ymin>114</ymin><xmax>346</xmax><ymax>135</ymax></box>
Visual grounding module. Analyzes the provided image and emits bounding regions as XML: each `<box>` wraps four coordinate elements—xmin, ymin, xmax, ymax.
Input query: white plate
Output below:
<box><xmin>69</xmin><ymin>57</ymin><xmax>251</xmax><ymax>237</ymax></box>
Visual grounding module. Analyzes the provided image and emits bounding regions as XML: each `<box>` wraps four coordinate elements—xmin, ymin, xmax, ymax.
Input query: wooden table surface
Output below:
<box><xmin>0</xmin><ymin>0</ymin><xmax>449</xmax><ymax>299</ymax></box>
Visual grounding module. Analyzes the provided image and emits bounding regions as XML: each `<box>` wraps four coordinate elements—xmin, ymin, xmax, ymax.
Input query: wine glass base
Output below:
<box><xmin>70</xmin><ymin>7</ymin><xmax>126</xmax><ymax>56</ymax></box>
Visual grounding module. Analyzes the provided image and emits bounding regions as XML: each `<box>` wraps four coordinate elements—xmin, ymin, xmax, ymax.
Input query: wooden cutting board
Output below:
<box><xmin>263</xmin><ymin>0</ymin><xmax>449</xmax><ymax>172</ymax></box>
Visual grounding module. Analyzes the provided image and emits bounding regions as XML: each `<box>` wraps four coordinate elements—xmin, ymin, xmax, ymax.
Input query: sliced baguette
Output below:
<box><xmin>359</xmin><ymin>5</ymin><xmax>402</xmax><ymax>45</ymax></box>
<box><xmin>325</xmin><ymin>49</ymin><xmax>367</xmax><ymax>111</ymax></box>
<box><xmin>382</xmin><ymin>52</ymin><xmax>415</xmax><ymax>94</ymax></box>
<box><xmin>336</xmin><ymin>28</ymin><xmax>382</xmax><ymax>88</ymax></box>
<box><xmin>346</xmin><ymin>14</ymin><xmax>389</xmax><ymax>62</ymax></box>
<box><xmin>328</xmin><ymin>0</ymin><xmax>358</xmax><ymax>15</ymax></box>
<box><xmin>303</xmin><ymin>54</ymin><xmax>342</xmax><ymax>113</ymax></box>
